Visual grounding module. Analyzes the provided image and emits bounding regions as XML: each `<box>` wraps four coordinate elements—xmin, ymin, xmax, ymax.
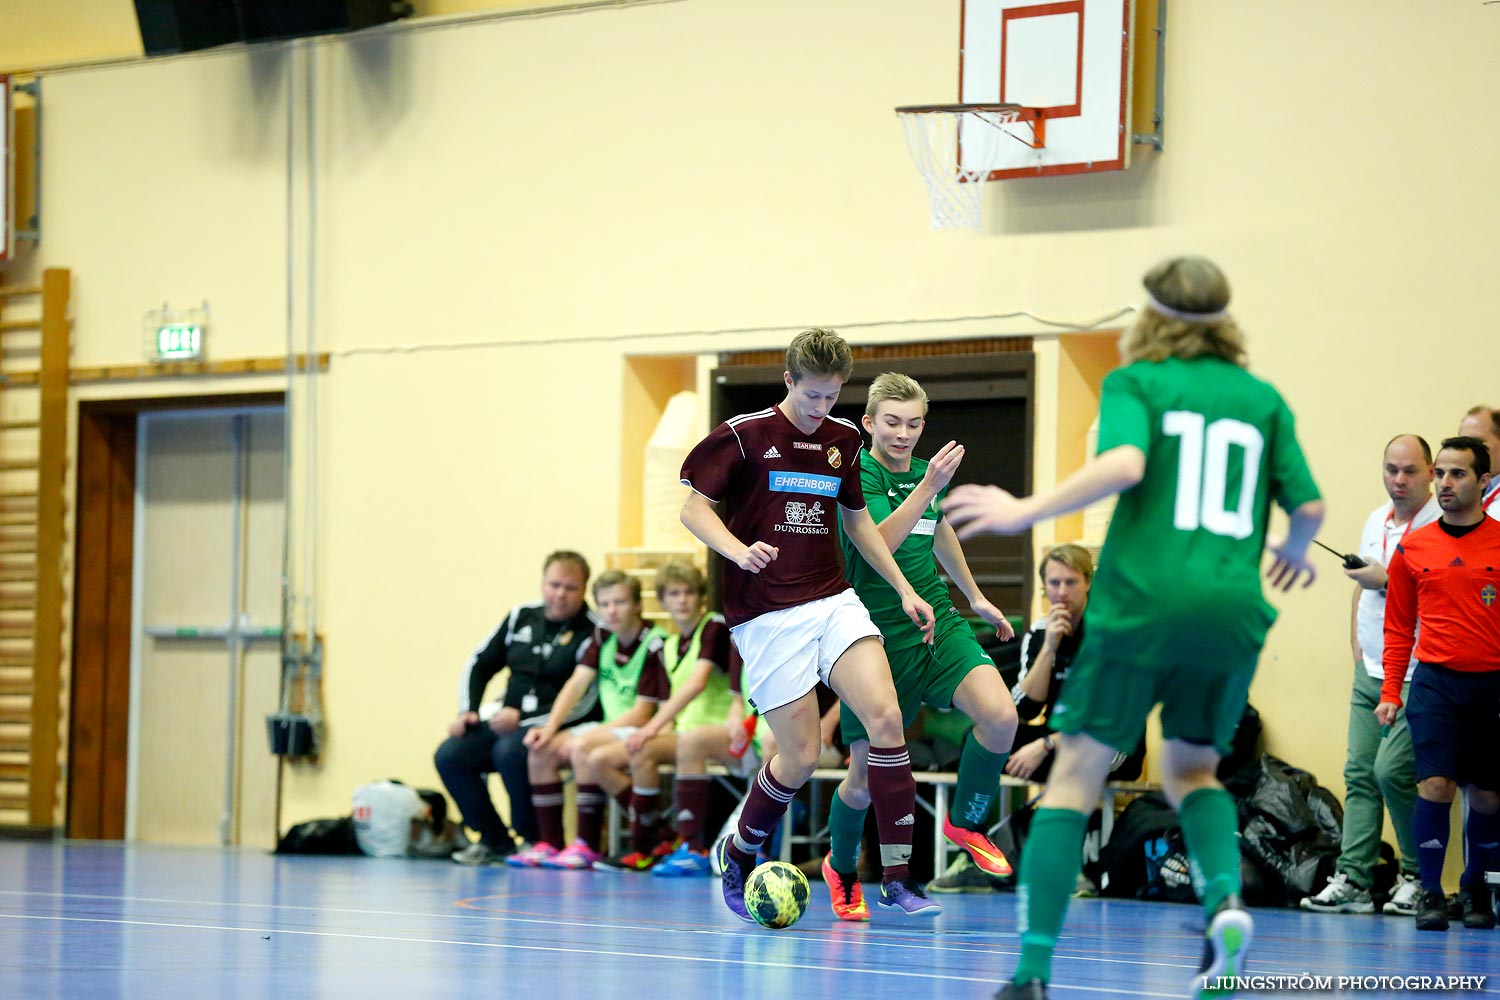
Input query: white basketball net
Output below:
<box><xmin>898</xmin><ymin>107</ymin><xmax>1019</xmax><ymax>231</ymax></box>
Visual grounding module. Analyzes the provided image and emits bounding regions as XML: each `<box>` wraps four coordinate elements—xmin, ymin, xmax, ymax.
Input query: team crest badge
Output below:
<box><xmin>1482</xmin><ymin>584</ymin><xmax>1497</xmax><ymax>608</ymax></box>
<box><xmin>557</xmin><ymin>631</ymin><xmax>573</xmax><ymax>646</ymax></box>
<box><xmin>827</xmin><ymin>446</ymin><xmax>842</xmax><ymax>469</ymax></box>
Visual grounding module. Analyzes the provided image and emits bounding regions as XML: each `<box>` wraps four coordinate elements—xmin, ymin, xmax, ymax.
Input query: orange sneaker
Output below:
<box><xmin>822</xmin><ymin>853</ymin><xmax>870</xmax><ymax>922</ymax></box>
<box><xmin>942</xmin><ymin>813</ymin><xmax>1013</xmax><ymax>878</ymax></box>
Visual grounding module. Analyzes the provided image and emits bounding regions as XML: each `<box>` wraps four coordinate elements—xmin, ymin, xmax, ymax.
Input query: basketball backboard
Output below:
<box><xmin>960</xmin><ymin>0</ymin><xmax>1134</xmax><ymax>179</ymax></box>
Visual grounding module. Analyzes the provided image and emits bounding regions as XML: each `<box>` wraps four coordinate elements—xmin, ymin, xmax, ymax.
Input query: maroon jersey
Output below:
<box><xmin>681</xmin><ymin>406</ymin><xmax>867</xmax><ymax>627</ymax></box>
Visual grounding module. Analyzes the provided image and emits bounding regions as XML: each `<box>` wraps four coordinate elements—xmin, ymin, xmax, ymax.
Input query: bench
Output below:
<box><xmin>790</xmin><ymin>769</ymin><xmax>1160</xmax><ymax>875</ymax></box>
<box><xmin>606</xmin><ymin>764</ymin><xmax>1160</xmax><ymax>871</ymax></box>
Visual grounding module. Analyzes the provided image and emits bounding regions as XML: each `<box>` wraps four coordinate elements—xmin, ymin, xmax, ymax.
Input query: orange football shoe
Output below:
<box><xmin>942</xmin><ymin>813</ymin><xmax>1013</xmax><ymax>878</ymax></box>
<box><xmin>822</xmin><ymin>853</ymin><xmax>870</xmax><ymax>922</ymax></box>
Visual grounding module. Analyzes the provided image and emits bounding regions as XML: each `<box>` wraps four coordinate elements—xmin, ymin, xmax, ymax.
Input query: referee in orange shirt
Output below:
<box><xmin>1377</xmin><ymin>435</ymin><xmax>1500</xmax><ymax>933</ymax></box>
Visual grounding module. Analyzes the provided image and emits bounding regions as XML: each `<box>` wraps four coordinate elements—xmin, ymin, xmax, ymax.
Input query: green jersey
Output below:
<box><xmin>663</xmin><ymin>613</ymin><xmax>735</xmax><ymax>733</ymax></box>
<box><xmin>1090</xmin><ymin>356</ymin><xmax>1321</xmax><ymax>632</ymax></box>
<box><xmin>592</xmin><ymin>626</ymin><xmax>668</xmax><ymax>720</ymax></box>
<box><xmin>839</xmin><ymin>448</ymin><xmax>954</xmax><ymax>646</ymax></box>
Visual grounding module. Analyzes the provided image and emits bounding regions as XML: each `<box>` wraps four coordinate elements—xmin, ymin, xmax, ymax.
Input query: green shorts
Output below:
<box><xmin>1049</xmin><ymin>595</ymin><xmax>1272</xmax><ymax>756</ymax></box>
<box><xmin>841</xmin><ymin>609</ymin><xmax>994</xmax><ymax>746</ymax></box>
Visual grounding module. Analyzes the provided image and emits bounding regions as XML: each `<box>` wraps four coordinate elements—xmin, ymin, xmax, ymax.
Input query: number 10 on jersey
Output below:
<box><xmin>1163</xmin><ymin>411</ymin><xmax>1263</xmax><ymax>540</ymax></box>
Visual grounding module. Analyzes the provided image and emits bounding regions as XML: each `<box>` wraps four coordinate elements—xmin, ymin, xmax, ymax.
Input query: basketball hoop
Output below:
<box><xmin>895</xmin><ymin>103</ymin><xmax>1045</xmax><ymax>231</ymax></box>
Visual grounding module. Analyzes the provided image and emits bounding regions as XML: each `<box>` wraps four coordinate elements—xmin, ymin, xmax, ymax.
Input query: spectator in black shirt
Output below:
<box><xmin>434</xmin><ymin>551</ymin><xmax>598</xmax><ymax>864</ymax></box>
<box><xmin>1007</xmin><ymin>544</ymin><xmax>1144</xmax><ymax>783</ymax></box>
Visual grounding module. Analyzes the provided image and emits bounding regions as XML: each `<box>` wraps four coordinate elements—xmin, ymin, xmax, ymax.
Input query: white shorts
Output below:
<box><xmin>565</xmin><ymin>722</ymin><xmax>638</xmax><ymax>743</ymax></box>
<box><xmin>729</xmin><ymin>589</ymin><xmax>882</xmax><ymax>714</ymax></box>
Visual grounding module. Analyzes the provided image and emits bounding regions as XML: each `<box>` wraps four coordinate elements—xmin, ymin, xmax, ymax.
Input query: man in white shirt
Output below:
<box><xmin>1302</xmin><ymin>434</ymin><xmax>1439</xmax><ymax>916</ymax></box>
<box><xmin>1458</xmin><ymin>406</ymin><xmax>1500</xmax><ymax>521</ymax></box>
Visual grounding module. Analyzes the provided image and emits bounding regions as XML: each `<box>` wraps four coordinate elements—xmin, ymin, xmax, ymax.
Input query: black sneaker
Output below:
<box><xmin>1415</xmin><ymin>888</ymin><xmax>1449</xmax><ymax>931</ymax></box>
<box><xmin>1195</xmin><ymin>894</ymin><xmax>1253</xmax><ymax>999</ymax></box>
<box><xmin>929</xmin><ymin>853</ymin><xmax>999</xmax><ymax>894</ymax></box>
<box><xmin>993</xmin><ymin>980</ymin><xmax>1048</xmax><ymax>1000</ymax></box>
<box><xmin>1459</xmin><ymin>884</ymin><xmax>1497</xmax><ymax>930</ymax></box>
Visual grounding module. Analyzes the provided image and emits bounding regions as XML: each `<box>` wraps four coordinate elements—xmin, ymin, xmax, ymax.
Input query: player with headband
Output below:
<box><xmin>945</xmin><ymin>255</ymin><xmax>1324</xmax><ymax>1000</ymax></box>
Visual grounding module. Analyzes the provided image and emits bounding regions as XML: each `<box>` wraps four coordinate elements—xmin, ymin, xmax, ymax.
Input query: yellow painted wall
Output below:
<box><xmin>0</xmin><ymin>0</ymin><xmax>603</xmax><ymax>72</ymax></box>
<box><xmin>620</xmin><ymin>355</ymin><xmax>697</xmax><ymax>547</ymax></box>
<box><xmin>0</xmin><ymin>1</ymin><xmax>146</xmax><ymax>70</ymax></box>
<box><xmin>1053</xmin><ymin>332</ymin><xmax>1120</xmax><ymax>543</ymax></box>
<box><xmin>3</xmin><ymin>1</ymin><xmax>1497</xmax><ymax>884</ymax></box>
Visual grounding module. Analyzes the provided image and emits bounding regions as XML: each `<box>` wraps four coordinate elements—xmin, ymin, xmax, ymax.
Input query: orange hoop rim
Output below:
<box><xmin>894</xmin><ymin>102</ymin><xmax>1042</xmax><ymax>121</ymax></box>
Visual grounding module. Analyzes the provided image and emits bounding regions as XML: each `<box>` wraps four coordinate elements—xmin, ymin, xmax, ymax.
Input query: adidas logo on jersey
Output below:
<box><xmin>1419</xmin><ymin>838</ymin><xmax>1444</xmax><ymax>849</ymax></box>
<box><xmin>746</xmin><ymin>825</ymin><xmax>769</xmax><ymax>838</ymax></box>
<box><xmin>895</xmin><ymin>813</ymin><xmax>915</xmax><ymax>827</ymax></box>
<box><xmin>1450</xmin><ymin>556</ymin><xmax>1466</xmax><ymax>567</ymax></box>
<box><xmin>763</xmin><ymin>446</ymin><xmax>782</xmax><ymax>459</ymax></box>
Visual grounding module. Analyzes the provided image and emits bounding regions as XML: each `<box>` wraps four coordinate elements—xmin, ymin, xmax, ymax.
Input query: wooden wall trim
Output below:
<box><xmin>719</xmin><ymin>337</ymin><xmax>1034</xmax><ymax>368</ymax></box>
<box><xmin>30</xmin><ymin>268</ymin><xmax>68</xmax><ymax>826</ymax></box>
<box><xmin>101</xmin><ymin>417</ymin><xmax>135</xmax><ymax>839</ymax></box>
<box><xmin>67</xmin><ymin>413</ymin><xmax>109</xmax><ymax>837</ymax></box>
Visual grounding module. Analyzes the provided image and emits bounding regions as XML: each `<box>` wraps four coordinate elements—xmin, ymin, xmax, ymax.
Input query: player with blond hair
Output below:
<box><xmin>947</xmin><ymin>256</ymin><xmax>1324</xmax><ymax>999</ymax></box>
<box><xmin>822</xmin><ymin>372</ymin><xmax>1020</xmax><ymax>921</ymax></box>
<box><xmin>680</xmin><ymin>328</ymin><xmax>943</xmax><ymax>920</ymax></box>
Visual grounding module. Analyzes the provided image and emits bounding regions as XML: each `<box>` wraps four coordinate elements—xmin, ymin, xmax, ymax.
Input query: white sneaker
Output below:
<box><xmin>450</xmin><ymin>841</ymin><xmax>508</xmax><ymax>866</ymax></box>
<box><xmin>1300</xmin><ymin>872</ymin><xmax>1374</xmax><ymax>913</ymax></box>
<box><xmin>1383</xmin><ymin>873</ymin><xmax>1422</xmax><ymax>915</ymax></box>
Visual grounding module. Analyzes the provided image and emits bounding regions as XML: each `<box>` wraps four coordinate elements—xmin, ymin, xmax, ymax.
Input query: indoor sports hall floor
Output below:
<box><xmin>0</xmin><ymin>841</ymin><xmax>1495</xmax><ymax>999</ymax></box>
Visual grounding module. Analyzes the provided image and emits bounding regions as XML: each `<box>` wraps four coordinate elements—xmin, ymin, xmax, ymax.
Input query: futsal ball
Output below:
<box><xmin>744</xmin><ymin>860</ymin><xmax>810</xmax><ymax>929</ymax></box>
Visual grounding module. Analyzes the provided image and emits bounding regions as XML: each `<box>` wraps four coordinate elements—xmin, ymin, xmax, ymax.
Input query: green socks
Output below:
<box><xmin>952</xmin><ymin>731</ymin><xmax>1008</xmax><ymax>830</ymax></box>
<box><xmin>1009</xmin><ymin>787</ymin><xmax>1242</xmax><ymax>985</ymax></box>
<box><xmin>828</xmin><ymin>784</ymin><xmax>867</xmax><ymax>874</ymax></box>
<box><xmin>830</xmin><ymin>728</ymin><xmax>1013</xmax><ymax>875</ymax></box>
<box><xmin>1013</xmin><ymin>808</ymin><xmax>1089</xmax><ymax>985</ymax></box>
<box><xmin>1178</xmin><ymin>786</ymin><xmax>1242</xmax><ymax>916</ymax></box>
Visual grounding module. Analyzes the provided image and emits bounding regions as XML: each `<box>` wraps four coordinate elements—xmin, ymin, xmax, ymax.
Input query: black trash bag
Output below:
<box><xmin>1238</xmin><ymin>814</ymin><xmax>1290</xmax><ymax>897</ymax></box>
<box><xmin>1218</xmin><ymin>704</ymin><xmax>1264</xmax><ymax>796</ymax></box>
<box><xmin>275</xmin><ymin>816</ymin><xmax>360</xmax><ymax>855</ymax></box>
<box><xmin>1279</xmin><ymin>760</ymin><xmax>1323</xmax><ymax>797</ymax></box>
<box><xmin>1235</xmin><ymin>754</ymin><xmax>1345</xmax><ymax>907</ymax></box>
<box><xmin>1305</xmin><ymin>786</ymin><xmax>1345</xmax><ymax>843</ymax></box>
<box><xmin>1284</xmin><ymin>840</ymin><xmax>1339</xmax><ymax>901</ymax></box>
<box><xmin>1244</xmin><ymin>757</ymin><xmax>1320</xmax><ymax>840</ymax></box>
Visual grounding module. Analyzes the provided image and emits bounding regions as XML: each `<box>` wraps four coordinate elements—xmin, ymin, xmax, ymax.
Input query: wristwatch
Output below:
<box><xmin>1043</xmin><ymin>734</ymin><xmax>1056</xmax><ymax>752</ymax></box>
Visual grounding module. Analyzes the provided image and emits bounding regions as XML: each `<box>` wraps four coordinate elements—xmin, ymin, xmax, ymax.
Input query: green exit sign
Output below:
<box><xmin>154</xmin><ymin>323</ymin><xmax>204</xmax><ymax>362</ymax></box>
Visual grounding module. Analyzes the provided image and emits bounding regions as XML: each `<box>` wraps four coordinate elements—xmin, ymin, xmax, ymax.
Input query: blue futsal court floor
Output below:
<box><xmin>1</xmin><ymin>841</ymin><xmax>1495</xmax><ymax>999</ymax></box>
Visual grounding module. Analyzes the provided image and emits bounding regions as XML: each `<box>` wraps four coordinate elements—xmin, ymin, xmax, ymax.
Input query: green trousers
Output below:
<box><xmin>1338</xmin><ymin>660</ymin><xmax>1418</xmax><ymax>885</ymax></box>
